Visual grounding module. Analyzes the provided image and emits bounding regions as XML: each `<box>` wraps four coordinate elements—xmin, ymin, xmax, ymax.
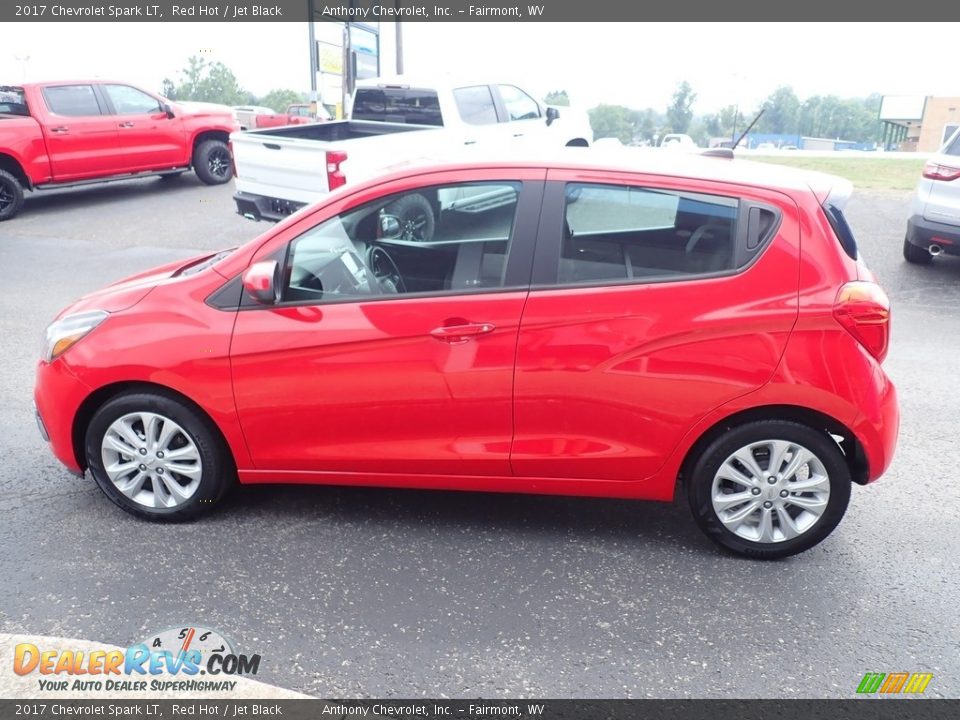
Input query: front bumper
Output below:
<box><xmin>233</xmin><ymin>191</ymin><xmax>305</xmax><ymax>223</ymax></box>
<box><xmin>34</xmin><ymin>358</ymin><xmax>92</xmax><ymax>476</ymax></box>
<box><xmin>906</xmin><ymin>213</ymin><xmax>960</xmax><ymax>255</ymax></box>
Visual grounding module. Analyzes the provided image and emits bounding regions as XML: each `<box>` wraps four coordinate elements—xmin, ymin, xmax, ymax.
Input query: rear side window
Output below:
<box><xmin>453</xmin><ymin>86</ymin><xmax>498</xmax><ymax>126</ymax></box>
<box><xmin>559</xmin><ymin>183</ymin><xmax>740</xmax><ymax>284</ymax></box>
<box><xmin>43</xmin><ymin>85</ymin><xmax>102</xmax><ymax>117</ymax></box>
<box><xmin>0</xmin><ymin>87</ymin><xmax>29</xmax><ymax>116</ymax></box>
<box><xmin>352</xmin><ymin>88</ymin><xmax>443</xmax><ymax>126</ymax></box>
<box><xmin>823</xmin><ymin>203</ymin><xmax>858</xmax><ymax>260</ymax></box>
<box><xmin>943</xmin><ymin>127</ymin><xmax>960</xmax><ymax>157</ymax></box>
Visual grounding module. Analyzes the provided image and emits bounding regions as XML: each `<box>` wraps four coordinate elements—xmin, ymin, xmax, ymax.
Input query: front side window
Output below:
<box><xmin>497</xmin><ymin>85</ymin><xmax>540</xmax><ymax>122</ymax></box>
<box><xmin>283</xmin><ymin>182</ymin><xmax>522</xmax><ymax>304</ymax></box>
<box><xmin>43</xmin><ymin>85</ymin><xmax>101</xmax><ymax>117</ymax></box>
<box><xmin>103</xmin><ymin>84</ymin><xmax>161</xmax><ymax>115</ymax></box>
<box><xmin>453</xmin><ymin>86</ymin><xmax>498</xmax><ymax>126</ymax></box>
<box><xmin>558</xmin><ymin>183</ymin><xmax>739</xmax><ymax>284</ymax></box>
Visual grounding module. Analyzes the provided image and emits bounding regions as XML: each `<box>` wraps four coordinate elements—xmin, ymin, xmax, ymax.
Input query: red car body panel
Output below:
<box><xmin>1</xmin><ymin>81</ymin><xmax>236</xmax><ymax>187</ymax></box>
<box><xmin>34</xmin><ymin>156</ymin><xmax>899</xmax><ymax>504</ymax></box>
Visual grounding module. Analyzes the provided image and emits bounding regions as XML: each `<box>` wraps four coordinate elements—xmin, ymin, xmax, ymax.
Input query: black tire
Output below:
<box><xmin>903</xmin><ymin>235</ymin><xmax>933</xmax><ymax>264</ymax></box>
<box><xmin>383</xmin><ymin>193</ymin><xmax>435</xmax><ymax>242</ymax></box>
<box><xmin>85</xmin><ymin>392</ymin><xmax>234</xmax><ymax>521</ymax></box>
<box><xmin>686</xmin><ymin>420</ymin><xmax>851</xmax><ymax>559</ymax></box>
<box><xmin>192</xmin><ymin>139</ymin><xmax>233</xmax><ymax>185</ymax></box>
<box><xmin>0</xmin><ymin>168</ymin><xmax>25</xmax><ymax>221</ymax></box>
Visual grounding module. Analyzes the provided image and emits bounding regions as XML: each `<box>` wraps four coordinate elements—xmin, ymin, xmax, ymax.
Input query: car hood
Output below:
<box><xmin>174</xmin><ymin>101</ymin><xmax>235</xmax><ymax>121</ymax></box>
<box><xmin>59</xmin><ymin>251</ymin><xmax>224</xmax><ymax>317</ymax></box>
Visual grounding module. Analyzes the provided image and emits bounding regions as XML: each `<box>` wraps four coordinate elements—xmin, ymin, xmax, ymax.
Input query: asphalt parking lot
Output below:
<box><xmin>1</xmin><ymin>174</ymin><xmax>959</xmax><ymax>698</ymax></box>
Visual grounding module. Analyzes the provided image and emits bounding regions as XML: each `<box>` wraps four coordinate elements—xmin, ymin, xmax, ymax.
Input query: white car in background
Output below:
<box><xmin>904</xmin><ymin>126</ymin><xmax>960</xmax><ymax>264</ymax></box>
<box><xmin>659</xmin><ymin>133</ymin><xmax>698</xmax><ymax>150</ymax></box>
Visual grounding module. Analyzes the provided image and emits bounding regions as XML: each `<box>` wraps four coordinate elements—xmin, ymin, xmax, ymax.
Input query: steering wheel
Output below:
<box><xmin>367</xmin><ymin>246</ymin><xmax>406</xmax><ymax>294</ymax></box>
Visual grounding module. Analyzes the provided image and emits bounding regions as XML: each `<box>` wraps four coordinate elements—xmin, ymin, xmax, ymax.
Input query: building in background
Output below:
<box><xmin>880</xmin><ymin>95</ymin><xmax>960</xmax><ymax>152</ymax></box>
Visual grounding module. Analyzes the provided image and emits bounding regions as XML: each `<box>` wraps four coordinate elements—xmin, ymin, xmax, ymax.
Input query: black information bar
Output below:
<box><xmin>2</xmin><ymin>0</ymin><xmax>956</xmax><ymax>22</ymax></box>
<box><xmin>1</xmin><ymin>699</ymin><xmax>957</xmax><ymax>719</ymax></box>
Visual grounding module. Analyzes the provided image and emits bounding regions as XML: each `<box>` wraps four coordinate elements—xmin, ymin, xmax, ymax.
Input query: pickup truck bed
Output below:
<box><xmin>232</xmin><ymin>120</ymin><xmax>445</xmax><ymax>222</ymax></box>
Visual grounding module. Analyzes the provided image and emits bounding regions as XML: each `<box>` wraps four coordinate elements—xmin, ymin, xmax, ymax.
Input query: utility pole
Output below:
<box><xmin>395</xmin><ymin>0</ymin><xmax>404</xmax><ymax>74</ymax></box>
<box><xmin>307</xmin><ymin>0</ymin><xmax>318</xmax><ymax>107</ymax></box>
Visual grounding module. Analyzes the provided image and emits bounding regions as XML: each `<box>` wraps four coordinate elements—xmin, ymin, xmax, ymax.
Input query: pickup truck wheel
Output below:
<box><xmin>193</xmin><ymin>140</ymin><xmax>234</xmax><ymax>185</ymax></box>
<box><xmin>0</xmin><ymin>169</ymin><xmax>25</xmax><ymax>221</ymax></box>
<box><xmin>383</xmin><ymin>193</ymin><xmax>435</xmax><ymax>242</ymax></box>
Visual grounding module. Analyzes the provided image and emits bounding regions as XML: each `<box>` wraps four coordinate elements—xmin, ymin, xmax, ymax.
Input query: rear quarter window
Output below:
<box><xmin>823</xmin><ymin>203</ymin><xmax>858</xmax><ymax>260</ymax></box>
<box><xmin>352</xmin><ymin>88</ymin><xmax>443</xmax><ymax>126</ymax></box>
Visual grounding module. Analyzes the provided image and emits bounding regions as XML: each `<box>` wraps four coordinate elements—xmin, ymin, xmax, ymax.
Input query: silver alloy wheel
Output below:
<box><xmin>710</xmin><ymin>439</ymin><xmax>830</xmax><ymax>543</ymax></box>
<box><xmin>100</xmin><ymin>412</ymin><xmax>202</xmax><ymax>509</ymax></box>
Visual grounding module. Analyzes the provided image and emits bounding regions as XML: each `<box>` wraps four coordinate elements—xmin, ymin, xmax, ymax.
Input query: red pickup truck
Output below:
<box><xmin>0</xmin><ymin>81</ymin><xmax>238</xmax><ymax>221</ymax></box>
<box><xmin>252</xmin><ymin>103</ymin><xmax>331</xmax><ymax>129</ymax></box>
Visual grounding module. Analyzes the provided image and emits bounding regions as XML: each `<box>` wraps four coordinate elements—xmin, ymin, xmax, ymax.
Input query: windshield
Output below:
<box><xmin>0</xmin><ymin>86</ymin><xmax>28</xmax><ymax>116</ymax></box>
<box><xmin>352</xmin><ymin>87</ymin><xmax>443</xmax><ymax>126</ymax></box>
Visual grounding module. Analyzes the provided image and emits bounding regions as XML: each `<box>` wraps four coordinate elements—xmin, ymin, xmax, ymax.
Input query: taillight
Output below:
<box><xmin>326</xmin><ymin>150</ymin><xmax>347</xmax><ymax>190</ymax></box>
<box><xmin>833</xmin><ymin>281</ymin><xmax>890</xmax><ymax>362</ymax></box>
<box><xmin>922</xmin><ymin>161</ymin><xmax>960</xmax><ymax>181</ymax></box>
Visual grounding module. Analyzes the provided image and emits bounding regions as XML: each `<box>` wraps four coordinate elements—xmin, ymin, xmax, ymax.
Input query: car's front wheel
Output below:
<box><xmin>687</xmin><ymin>421</ymin><xmax>851</xmax><ymax>559</ymax></box>
<box><xmin>85</xmin><ymin>392</ymin><xmax>234</xmax><ymax>521</ymax></box>
<box><xmin>192</xmin><ymin>139</ymin><xmax>234</xmax><ymax>185</ymax></box>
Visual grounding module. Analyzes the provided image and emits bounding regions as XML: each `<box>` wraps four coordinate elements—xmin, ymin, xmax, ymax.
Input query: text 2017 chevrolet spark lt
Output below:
<box><xmin>34</xmin><ymin>153</ymin><xmax>899</xmax><ymax>559</ymax></box>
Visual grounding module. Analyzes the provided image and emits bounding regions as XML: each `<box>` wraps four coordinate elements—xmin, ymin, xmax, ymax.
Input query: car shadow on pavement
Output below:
<box><xmin>220</xmin><ymin>482</ymin><xmax>716</xmax><ymax>556</ymax></box>
<box><xmin>21</xmin><ymin>175</ymin><xmax>208</xmax><ymax>215</ymax></box>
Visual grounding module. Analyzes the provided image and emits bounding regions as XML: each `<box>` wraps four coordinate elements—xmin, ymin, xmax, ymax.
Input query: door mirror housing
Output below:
<box><xmin>546</xmin><ymin>107</ymin><xmax>560</xmax><ymax>126</ymax></box>
<box><xmin>161</xmin><ymin>102</ymin><xmax>175</xmax><ymax>119</ymax></box>
<box><xmin>242</xmin><ymin>260</ymin><xmax>281</xmax><ymax>305</ymax></box>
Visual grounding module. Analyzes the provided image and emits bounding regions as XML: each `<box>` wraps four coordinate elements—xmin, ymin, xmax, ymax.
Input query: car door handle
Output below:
<box><xmin>430</xmin><ymin>323</ymin><xmax>496</xmax><ymax>343</ymax></box>
<box><xmin>464</xmin><ymin>140</ymin><xmax>477</xmax><ymax>145</ymax></box>
<box><xmin>50</xmin><ymin>126</ymin><xmax>69</xmax><ymax>134</ymax></box>
<box><xmin>512</xmin><ymin>133</ymin><xmax>524</xmax><ymax>137</ymax></box>
<box><xmin>118</xmin><ymin>122</ymin><xmax>135</xmax><ymax>128</ymax></box>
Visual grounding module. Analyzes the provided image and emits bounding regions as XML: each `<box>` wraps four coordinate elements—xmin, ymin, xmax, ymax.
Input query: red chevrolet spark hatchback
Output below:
<box><xmin>34</xmin><ymin>152</ymin><xmax>898</xmax><ymax>558</ymax></box>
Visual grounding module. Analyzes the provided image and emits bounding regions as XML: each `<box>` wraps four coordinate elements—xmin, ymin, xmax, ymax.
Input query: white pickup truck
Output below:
<box><xmin>231</xmin><ymin>76</ymin><xmax>593</xmax><ymax>224</ymax></box>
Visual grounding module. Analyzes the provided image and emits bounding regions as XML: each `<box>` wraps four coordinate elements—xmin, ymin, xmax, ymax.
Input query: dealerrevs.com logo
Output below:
<box><xmin>13</xmin><ymin>626</ymin><xmax>261</xmax><ymax>693</ymax></box>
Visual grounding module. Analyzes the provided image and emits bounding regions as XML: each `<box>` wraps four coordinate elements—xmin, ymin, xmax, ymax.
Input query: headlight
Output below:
<box><xmin>42</xmin><ymin>310</ymin><xmax>108</xmax><ymax>362</ymax></box>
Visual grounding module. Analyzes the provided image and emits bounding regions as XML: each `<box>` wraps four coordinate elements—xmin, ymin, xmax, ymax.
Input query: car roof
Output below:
<box><xmin>374</xmin><ymin>147</ymin><xmax>848</xmax><ymax>201</ymax></box>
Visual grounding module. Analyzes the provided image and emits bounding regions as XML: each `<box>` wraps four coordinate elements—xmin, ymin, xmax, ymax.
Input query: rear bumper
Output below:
<box><xmin>851</xmin><ymin>371</ymin><xmax>899</xmax><ymax>484</ymax></box>
<box><xmin>233</xmin><ymin>191</ymin><xmax>305</xmax><ymax>223</ymax></box>
<box><xmin>906</xmin><ymin>213</ymin><xmax>960</xmax><ymax>255</ymax></box>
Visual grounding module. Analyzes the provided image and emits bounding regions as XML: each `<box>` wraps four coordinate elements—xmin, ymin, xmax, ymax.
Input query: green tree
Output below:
<box><xmin>160</xmin><ymin>78</ymin><xmax>177</xmax><ymax>100</ymax></box>
<box><xmin>666</xmin><ymin>81</ymin><xmax>696</xmax><ymax>134</ymax></box>
<box><xmin>588</xmin><ymin>104</ymin><xmax>641</xmax><ymax>144</ymax></box>
<box><xmin>167</xmin><ymin>56</ymin><xmax>250</xmax><ymax>106</ymax></box>
<box><xmin>756</xmin><ymin>86</ymin><xmax>801</xmax><ymax>134</ymax></box>
<box><xmin>544</xmin><ymin>90</ymin><xmax>570</xmax><ymax>106</ymax></box>
<box><xmin>259</xmin><ymin>89</ymin><xmax>303</xmax><ymax>113</ymax></box>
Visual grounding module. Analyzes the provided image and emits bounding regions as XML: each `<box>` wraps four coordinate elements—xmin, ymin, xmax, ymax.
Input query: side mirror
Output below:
<box><xmin>546</xmin><ymin>107</ymin><xmax>560</xmax><ymax>126</ymax></box>
<box><xmin>242</xmin><ymin>260</ymin><xmax>281</xmax><ymax>305</ymax></box>
<box><xmin>161</xmin><ymin>102</ymin><xmax>175</xmax><ymax>119</ymax></box>
<box><xmin>379</xmin><ymin>213</ymin><xmax>401</xmax><ymax>238</ymax></box>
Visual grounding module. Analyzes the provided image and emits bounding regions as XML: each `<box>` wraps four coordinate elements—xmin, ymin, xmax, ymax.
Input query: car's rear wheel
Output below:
<box><xmin>0</xmin><ymin>169</ymin><xmax>25</xmax><ymax>221</ymax></box>
<box><xmin>192</xmin><ymin>140</ymin><xmax>233</xmax><ymax>185</ymax></box>
<box><xmin>85</xmin><ymin>392</ymin><xmax>234</xmax><ymax>521</ymax></box>
<box><xmin>687</xmin><ymin>421</ymin><xmax>851</xmax><ymax>559</ymax></box>
<box><xmin>903</xmin><ymin>236</ymin><xmax>933</xmax><ymax>264</ymax></box>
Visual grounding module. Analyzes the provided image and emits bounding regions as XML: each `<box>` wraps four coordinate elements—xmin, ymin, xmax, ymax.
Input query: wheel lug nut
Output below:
<box><xmin>780</xmin><ymin>489</ymin><xmax>789</xmax><ymax>498</ymax></box>
<box><xmin>763</xmin><ymin>501</ymin><xmax>773</xmax><ymax>509</ymax></box>
<box><xmin>156</xmin><ymin>451</ymin><xmax>164</xmax><ymax>458</ymax></box>
<box><xmin>156</xmin><ymin>467</ymin><xmax>164</xmax><ymax>474</ymax></box>
<box><xmin>767</xmin><ymin>476</ymin><xmax>776</xmax><ymax>484</ymax></box>
<box><xmin>139</xmin><ymin>448</ymin><xmax>147</xmax><ymax>455</ymax></box>
<box><xmin>751</xmin><ymin>488</ymin><xmax>761</xmax><ymax>496</ymax></box>
<box><xmin>139</xmin><ymin>464</ymin><xmax>146</xmax><ymax>471</ymax></box>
